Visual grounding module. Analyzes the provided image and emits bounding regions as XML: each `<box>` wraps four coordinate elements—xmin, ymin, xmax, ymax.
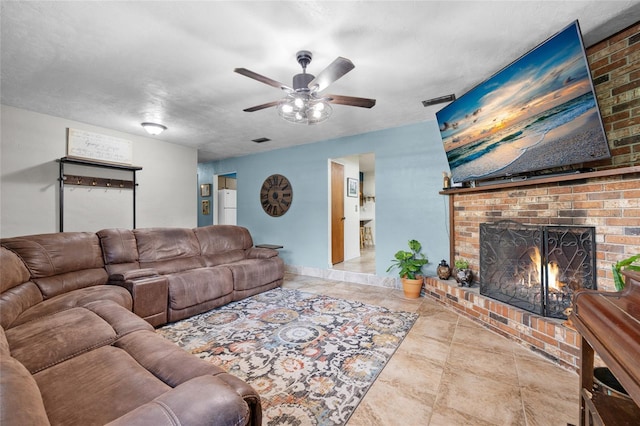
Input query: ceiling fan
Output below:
<box><xmin>234</xmin><ymin>50</ymin><xmax>376</xmax><ymax>125</ymax></box>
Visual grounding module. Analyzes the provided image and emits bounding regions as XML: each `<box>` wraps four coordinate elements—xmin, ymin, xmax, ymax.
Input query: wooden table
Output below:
<box><xmin>570</xmin><ymin>270</ymin><xmax>640</xmax><ymax>425</ymax></box>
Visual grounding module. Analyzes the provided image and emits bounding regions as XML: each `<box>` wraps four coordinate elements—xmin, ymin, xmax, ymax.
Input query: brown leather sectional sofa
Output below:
<box><xmin>0</xmin><ymin>225</ymin><xmax>284</xmax><ymax>425</ymax></box>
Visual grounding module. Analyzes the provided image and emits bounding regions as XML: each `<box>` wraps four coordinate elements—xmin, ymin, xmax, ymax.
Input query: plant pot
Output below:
<box><xmin>401</xmin><ymin>276</ymin><xmax>423</xmax><ymax>299</ymax></box>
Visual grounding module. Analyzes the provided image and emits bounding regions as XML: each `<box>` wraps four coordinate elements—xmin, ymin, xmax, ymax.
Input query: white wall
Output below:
<box><xmin>1</xmin><ymin>105</ymin><xmax>198</xmax><ymax>237</ymax></box>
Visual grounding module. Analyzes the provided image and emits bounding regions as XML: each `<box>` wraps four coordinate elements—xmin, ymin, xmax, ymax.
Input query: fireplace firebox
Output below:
<box><xmin>479</xmin><ymin>220</ymin><xmax>596</xmax><ymax>319</ymax></box>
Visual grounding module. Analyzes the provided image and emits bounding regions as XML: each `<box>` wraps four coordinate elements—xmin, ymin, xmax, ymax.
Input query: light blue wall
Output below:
<box><xmin>197</xmin><ymin>120</ymin><xmax>451</xmax><ymax>277</ymax></box>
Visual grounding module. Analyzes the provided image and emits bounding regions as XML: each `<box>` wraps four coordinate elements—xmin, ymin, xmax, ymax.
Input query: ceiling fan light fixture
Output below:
<box><xmin>276</xmin><ymin>94</ymin><xmax>332</xmax><ymax>125</ymax></box>
<box><xmin>141</xmin><ymin>122</ymin><xmax>167</xmax><ymax>135</ymax></box>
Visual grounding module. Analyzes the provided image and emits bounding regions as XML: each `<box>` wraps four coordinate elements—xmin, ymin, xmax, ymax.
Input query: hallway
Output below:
<box><xmin>332</xmin><ymin>247</ymin><xmax>375</xmax><ymax>274</ymax></box>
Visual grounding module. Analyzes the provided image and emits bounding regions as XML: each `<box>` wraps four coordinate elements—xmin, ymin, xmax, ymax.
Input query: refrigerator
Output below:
<box><xmin>218</xmin><ymin>189</ymin><xmax>237</xmax><ymax>225</ymax></box>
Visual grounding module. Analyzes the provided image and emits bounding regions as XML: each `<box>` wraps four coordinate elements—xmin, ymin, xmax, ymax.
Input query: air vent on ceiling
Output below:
<box><xmin>251</xmin><ymin>137</ymin><xmax>271</xmax><ymax>143</ymax></box>
<box><xmin>422</xmin><ymin>94</ymin><xmax>456</xmax><ymax>107</ymax></box>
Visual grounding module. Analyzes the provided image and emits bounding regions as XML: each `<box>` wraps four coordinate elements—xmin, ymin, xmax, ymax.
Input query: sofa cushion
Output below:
<box><xmin>0</xmin><ymin>247</ymin><xmax>30</xmax><ymax>293</ymax></box>
<box><xmin>0</xmin><ymin>247</ymin><xmax>44</xmax><ymax>328</ymax></box>
<box><xmin>134</xmin><ymin>228</ymin><xmax>204</xmax><ymax>273</ymax></box>
<box><xmin>1</xmin><ymin>232</ymin><xmax>108</xmax><ymax>299</ymax></box>
<box><xmin>34</xmin><ymin>345</ymin><xmax>171</xmax><ymax>426</ymax></box>
<box><xmin>225</xmin><ymin>258</ymin><xmax>285</xmax><ymax>292</ymax></box>
<box><xmin>105</xmin><ymin>376</ymin><xmax>250</xmax><ymax>426</ymax></box>
<box><xmin>115</xmin><ymin>331</ymin><xmax>262</xmax><ymax>404</ymax></box>
<box><xmin>7</xmin><ymin>285</ymin><xmax>132</xmax><ymax>328</ymax></box>
<box><xmin>194</xmin><ymin>225</ymin><xmax>254</xmax><ymax>267</ymax></box>
<box><xmin>200</xmin><ymin>249</ymin><xmax>247</xmax><ymax>267</ymax></box>
<box><xmin>6</xmin><ymin>301</ymin><xmax>150</xmax><ymax>374</ymax></box>
<box><xmin>114</xmin><ymin>331</ymin><xmax>260</xmax><ymax>425</ymax></box>
<box><xmin>134</xmin><ymin>228</ymin><xmax>201</xmax><ymax>262</ymax></box>
<box><xmin>32</xmin><ymin>268</ymin><xmax>109</xmax><ymax>300</ymax></box>
<box><xmin>97</xmin><ymin>228</ymin><xmax>140</xmax><ymax>273</ymax></box>
<box><xmin>0</xmin><ymin>282</ymin><xmax>43</xmax><ymax>329</ymax></box>
<box><xmin>6</xmin><ymin>307</ymin><xmax>118</xmax><ymax>374</ymax></box>
<box><xmin>167</xmin><ymin>267</ymin><xmax>233</xmax><ymax>311</ymax></box>
<box><xmin>1</xmin><ymin>232</ymin><xmax>104</xmax><ymax>278</ymax></box>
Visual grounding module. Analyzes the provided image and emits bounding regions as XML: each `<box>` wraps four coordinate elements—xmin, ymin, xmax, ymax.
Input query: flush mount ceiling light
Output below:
<box><xmin>235</xmin><ymin>50</ymin><xmax>375</xmax><ymax>125</ymax></box>
<box><xmin>141</xmin><ymin>122</ymin><xmax>167</xmax><ymax>135</ymax></box>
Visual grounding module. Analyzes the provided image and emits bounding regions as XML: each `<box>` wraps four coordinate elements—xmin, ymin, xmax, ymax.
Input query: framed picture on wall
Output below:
<box><xmin>347</xmin><ymin>178</ymin><xmax>358</xmax><ymax>198</ymax></box>
<box><xmin>200</xmin><ymin>184</ymin><xmax>211</xmax><ymax>197</ymax></box>
<box><xmin>202</xmin><ymin>200</ymin><xmax>210</xmax><ymax>215</ymax></box>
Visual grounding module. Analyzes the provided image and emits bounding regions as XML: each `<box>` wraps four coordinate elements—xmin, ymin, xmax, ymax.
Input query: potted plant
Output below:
<box><xmin>453</xmin><ymin>258</ymin><xmax>473</xmax><ymax>287</ymax></box>
<box><xmin>387</xmin><ymin>239</ymin><xmax>429</xmax><ymax>298</ymax></box>
<box><xmin>612</xmin><ymin>254</ymin><xmax>640</xmax><ymax>291</ymax></box>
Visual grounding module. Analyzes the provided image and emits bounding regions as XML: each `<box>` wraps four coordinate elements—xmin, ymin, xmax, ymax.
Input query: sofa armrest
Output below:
<box><xmin>109</xmin><ymin>271</ymin><xmax>168</xmax><ymax>327</ymax></box>
<box><xmin>0</xmin><ymin>356</ymin><xmax>51</xmax><ymax>426</ymax></box>
<box><xmin>105</xmin><ymin>375</ymin><xmax>250</xmax><ymax>426</ymax></box>
<box><xmin>245</xmin><ymin>247</ymin><xmax>278</xmax><ymax>259</ymax></box>
<box><xmin>108</xmin><ymin>268</ymin><xmax>159</xmax><ymax>281</ymax></box>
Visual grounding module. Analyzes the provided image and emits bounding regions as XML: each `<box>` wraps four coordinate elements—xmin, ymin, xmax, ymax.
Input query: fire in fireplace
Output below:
<box><xmin>479</xmin><ymin>220</ymin><xmax>596</xmax><ymax>319</ymax></box>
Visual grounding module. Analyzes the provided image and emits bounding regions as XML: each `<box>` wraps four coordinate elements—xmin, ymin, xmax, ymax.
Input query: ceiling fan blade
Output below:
<box><xmin>234</xmin><ymin>68</ymin><xmax>292</xmax><ymax>91</ymax></box>
<box><xmin>326</xmin><ymin>94</ymin><xmax>376</xmax><ymax>109</ymax></box>
<box><xmin>243</xmin><ymin>101</ymin><xmax>280</xmax><ymax>112</ymax></box>
<box><xmin>308</xmin><ymin>57</ymin><xmax>354</xmax><ymax>92</ymax></box>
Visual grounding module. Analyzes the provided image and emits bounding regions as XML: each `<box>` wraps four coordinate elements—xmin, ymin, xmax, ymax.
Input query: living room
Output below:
<box><xmin>2</xmin><ymin>2</ymin><xmax>640</xmax><ymax>425</ymax></box>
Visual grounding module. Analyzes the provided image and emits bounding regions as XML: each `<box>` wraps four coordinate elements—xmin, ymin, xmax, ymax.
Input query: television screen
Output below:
<box><xmin>437</xmin><ymin>21</ymin><xmax>610</xmax><ymax>184</ymax></box>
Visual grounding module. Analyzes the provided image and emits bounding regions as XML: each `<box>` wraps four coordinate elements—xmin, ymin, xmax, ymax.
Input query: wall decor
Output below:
<box><xmin>347</xmin><ymin>177</ymin><xmax>358</xmax><ymax>197</ymax></box>
<box><xmin>67</xmin><ymin>128</ymin><xmax>133</xmax><ymax>165</ymax></box>
<box><xmin>260</xmin><ymin>174</ymin><xmax>292</xmax><ymax>217</ymax></box>
<box><xmin>202</xmin><ymin>200</ymin><xmax>210</xmax><ymax>215</ymax></box>
<box><xmin>200</xmin><ymin>184</ymin><xmax>211</xmax><ymax>197</ymax></box>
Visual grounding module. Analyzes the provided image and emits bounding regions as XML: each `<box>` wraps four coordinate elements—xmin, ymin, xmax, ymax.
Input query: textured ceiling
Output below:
<box><xmin>2</xmin><ymin>1</ymin><xmax>639</xmax><ymax>163</ymax></box>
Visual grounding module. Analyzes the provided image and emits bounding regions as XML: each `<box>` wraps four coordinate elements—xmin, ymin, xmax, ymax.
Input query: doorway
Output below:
<box><xmin>213</xmin><ymin>173</ymin><xmax>237</xmax><ymax>225</ymax></box>
<box><xmin>330</xmin><ymin>161</ymin><xmax>345</xmax><ymax>265</ymax></box>
<box><xmin>329</xmin><ymin>153</ymin><xmax>375</xmax><ymax>274</ymax></box>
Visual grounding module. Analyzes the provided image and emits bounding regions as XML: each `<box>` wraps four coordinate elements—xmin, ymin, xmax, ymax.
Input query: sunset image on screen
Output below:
<box><xmin>437</xmin><ymin>22</ymin><xmax>610</xmax><ymax>184</ymax></box>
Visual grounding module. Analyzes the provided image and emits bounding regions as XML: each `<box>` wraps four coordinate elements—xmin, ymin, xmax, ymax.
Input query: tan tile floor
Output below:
<box><xmin>282</xmin><ymin>273</ymin><xmax>580</xmax><ymax>426</ymax></box>
<box><xmin>331</xmin><ymin>247</ymin><xmax>376</xmax><ymax>274</ymax></box>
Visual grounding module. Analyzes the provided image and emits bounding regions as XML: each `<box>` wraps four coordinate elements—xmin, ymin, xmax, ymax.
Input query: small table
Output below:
<box><xmin>255</xmin><ymin>244</ymin><xmax>283</xmax><ymax>249</ymax></box>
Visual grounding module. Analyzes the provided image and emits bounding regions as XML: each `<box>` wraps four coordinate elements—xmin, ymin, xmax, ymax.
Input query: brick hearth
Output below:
<box><xmin>424</xmin><ymin>277</ymin><xmax>580</xmax><ymax>369</ymax></box>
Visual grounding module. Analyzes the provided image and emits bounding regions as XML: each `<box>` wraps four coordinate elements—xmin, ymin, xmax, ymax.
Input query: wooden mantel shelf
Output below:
<box><xmin>439</xmin><ymin>166</ymin><xmax>640</xmax><ymax>195</ymax></box>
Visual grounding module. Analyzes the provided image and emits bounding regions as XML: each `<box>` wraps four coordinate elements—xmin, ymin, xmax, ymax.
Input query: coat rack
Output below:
<box><xmin>58</xmin><ymin>157</ymin><xmax>142</xmax><ymax>232</ymax></box>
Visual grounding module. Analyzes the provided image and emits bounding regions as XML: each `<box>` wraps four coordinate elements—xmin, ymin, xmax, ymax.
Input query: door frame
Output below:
<box><xmin>329</xmin><ymin>160</ymin><xmax>345</xmax><ymax>265</ymax></box>
<box><xmin>213</xmin><ymin>172</ymin><xmax>237</xmax><ymax>225</ymax></box>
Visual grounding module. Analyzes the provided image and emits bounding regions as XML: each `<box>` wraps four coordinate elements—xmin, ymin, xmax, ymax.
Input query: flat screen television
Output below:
<box><xmin>437</xmin><ymin>21</ymin><xmax>610</xmax><ymax>185</ymax></box>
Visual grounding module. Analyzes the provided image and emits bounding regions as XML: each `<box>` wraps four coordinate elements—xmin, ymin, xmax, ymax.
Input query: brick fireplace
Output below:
<box><xmin>425</xmin><ymin>170</ymin><xmax>640</xmax><ymax>369</ymax></box>
<box><xmin>424</xmin><ymin>22</ymin><xmax>639</xmax><ymax>370</ymax></box>
<box><xmin>479</xmin><ymin>221</ymin><xmax>597</xmax><ymax>319</ymax></box>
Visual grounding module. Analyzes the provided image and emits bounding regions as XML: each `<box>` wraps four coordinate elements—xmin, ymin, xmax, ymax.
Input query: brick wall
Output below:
<box><xmin>588</xmin><ymin>22</ymin><xmax>640</xmax><ymax>169</ymax></box>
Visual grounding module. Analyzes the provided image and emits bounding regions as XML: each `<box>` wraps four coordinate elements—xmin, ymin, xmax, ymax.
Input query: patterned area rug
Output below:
<box><xmin>157</xmin><ymin>288</ymin><xmax>418</xmax><ymax>425</ymax></box>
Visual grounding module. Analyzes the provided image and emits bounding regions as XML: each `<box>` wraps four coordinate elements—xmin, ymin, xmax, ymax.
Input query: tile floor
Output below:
<box><xmin>283</xmin><ymin>273</ymin><xmax>579</xmax><ymax>426</ymax></box>
<box><xmin>331</xmin><ymin>247</ymin><xmax>376</xmax><ymax>274</ymax></box>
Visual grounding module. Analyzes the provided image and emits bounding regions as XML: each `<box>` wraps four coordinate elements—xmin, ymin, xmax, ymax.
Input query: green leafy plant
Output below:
<box><xmin>612</xmin><ymin>254</ymin><xmax>640</xmax><ymax>291</ymax></box>
<box><xmin>454</xmin><ymin>258</ymin><xmax>469</xmax><ymax>270</ymax></box>
<box><xmin>387</xmin><ymin>239</ymin><xmax>429</xmax><ymax>279</ymax></box>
